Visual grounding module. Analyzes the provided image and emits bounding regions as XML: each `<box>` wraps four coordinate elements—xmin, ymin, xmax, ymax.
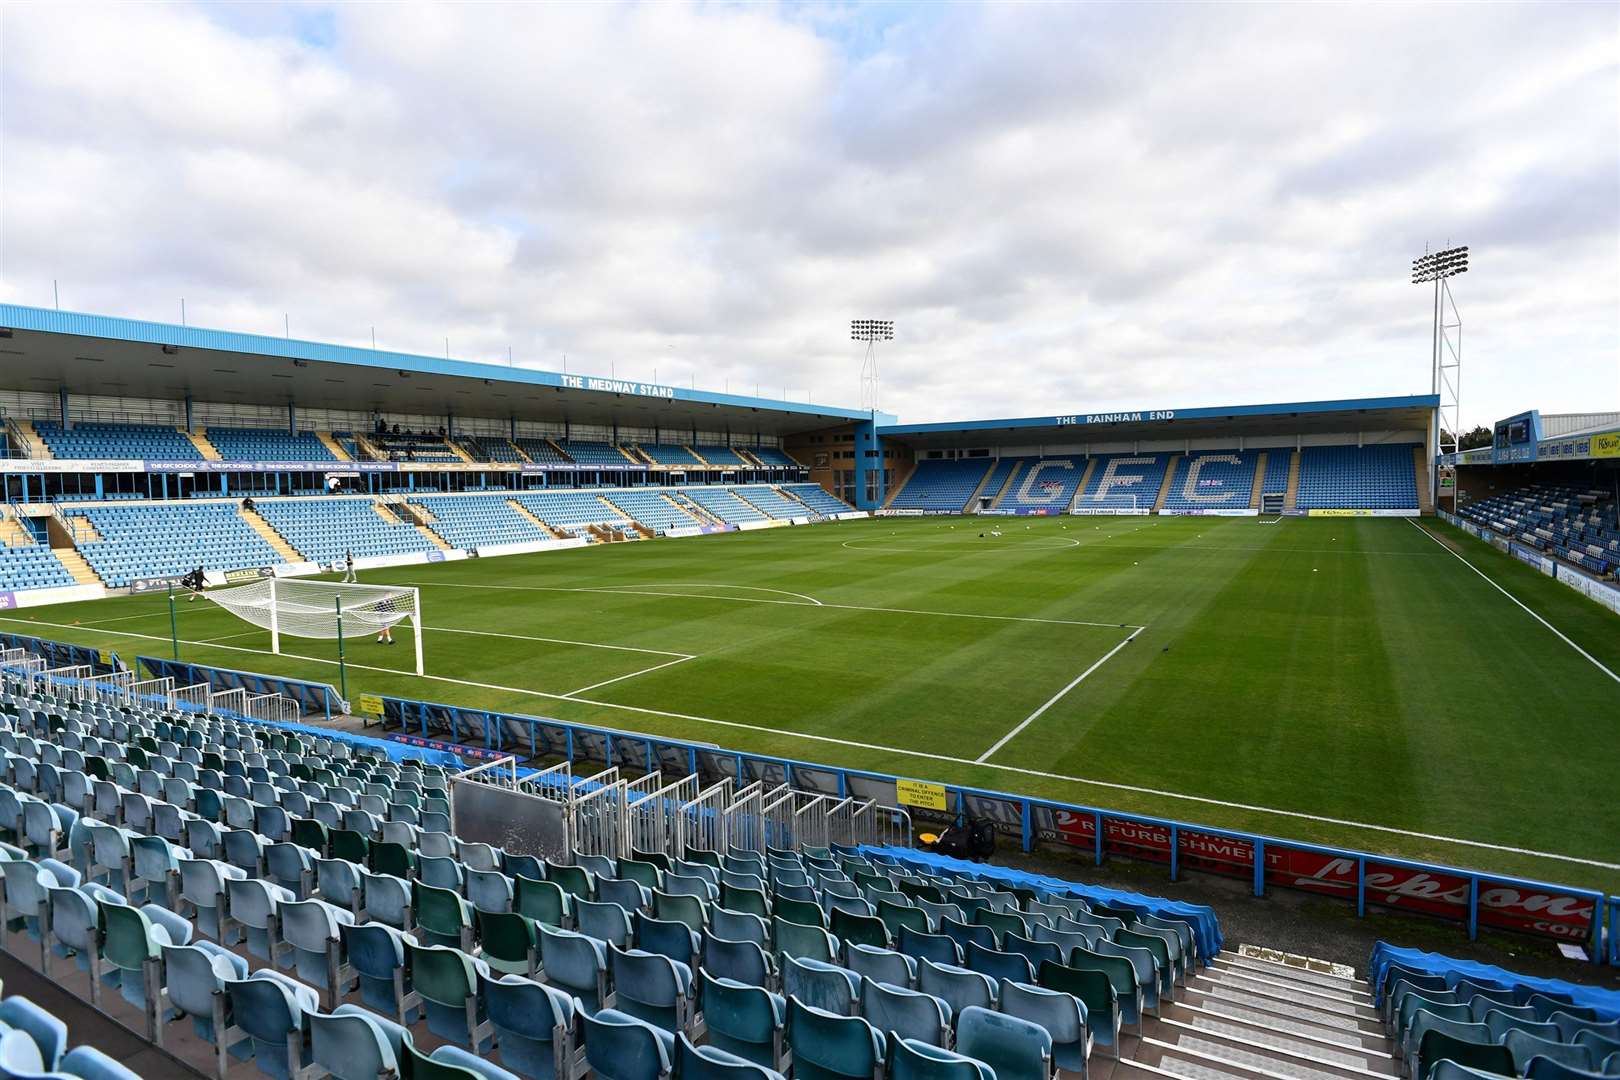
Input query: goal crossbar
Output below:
<box><xmin>205</xmin><ymin>578</ymin><xmax>424</xmax><ymax>676</ymax></box>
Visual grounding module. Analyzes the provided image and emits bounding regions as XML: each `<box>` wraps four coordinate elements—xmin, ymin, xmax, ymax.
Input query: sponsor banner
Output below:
<box><xmin>130</xmin><ymin>575</ymin><xmax>185</xmax><ymax>594</ymax></box>
<box><xmin>1044</xmin><ymin>811</ymin><xmax>1597</xmax><ymax>942</ymax></box>
<box><xmin>877</xmin><ymin>509</ymin><xmax>924</xmax><ymax>517</ymax></box>
<box><xmin>834</xmin><ymin>511</ymin><xmax>869</xmax><ymax>521</ymax></box>
<box><xmin>473</xmin><ymin>538</ymin><xmax>590</xmax><ymax>557</ymax></box>
<box><xmin>895</xmin><ymin>779</ymin><xmax>948</xmax><ymax>812</ymax></box>
<box><xmin>1069</xmin><ymin>507</ymin><xmax>1149</xmax><ymax>516</ymax></box>
<box><xmin>1510</xmin><ymin>543</ymin><xmax>1555</xmax><ymax>577</ymax></box>
<box><xmin>0</xmin><ymin>458</ymin><xmax>144</xmax><ymax>474</ymax></box>
<box><xmin>0</xmin><ymin>592</ymin><xmax>13</xmax><ymax>610</ymax></box>
<box><xmin>274</xmin><ymin>561</ymin><xmax>324</xmax><ymax>579</ymax></box>
<box><xmin>1157</xmin><ymin>508</ymin><xmax>1259</xmax><ymax>517</ymax></box>
<box><xmin>663</xmin><ymin>525</ymin><xmax>737</xmax><ymax>539</ymax></box>
<box><xmin>521</xmin><ymin>462</ymin><xmax>634</xmax><ymax>473</ymax></box>
<box><xmin>223</xmin><ymin>566</ymin><xmax>274</xmax><ymax>583</ymax></box>
<box><xmin>736</xmin><ymin>519</ymin><xmax>786</xmax><ymax>531</ymax></box>
<box><xmin>977</xmin><ymin>509</ymin><xmax>1016</xmax><ymax>516</ymax></box>
<box><xmin>788</xmin><ymin>517</ymin><xmax>812</xmax><ymax>526</ymax></box>
<box><xmin>922</xmin><ymin>509</ymin><xmax>961</xmax><ymax>516</ymax></box>
<box><xmin>1282</xmin><ymin>509</ymin><xmax>1308</xmax><ymax>517</ymax></box>
<box><xmin>1593</xmin><ymin>432</ymin><xmax>1620</xmax><ymax>459</ymax></box>
<box><xmin>1554</xmin><ymin>564</ymin><xmax>1620</xmax><ymax>616</ymax></box>
<box><xmin>146</xmin><ymin>459</ymin><xmax>400</xmax><ymax>474</ymax></box>
<box><xmin>1306</xmin><ymin>508</ymin><xmax>1420</xmax><ymax>518</ymax></box>
<box><xmin>426</xmin><ymin>550</ymin><xmax>446</xmax><ymax>563</ymax></box>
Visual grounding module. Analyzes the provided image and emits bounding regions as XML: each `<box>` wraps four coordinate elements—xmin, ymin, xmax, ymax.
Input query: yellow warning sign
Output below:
<box><xmin>895</xmin><ymin>779</ymin><xmax>948</xmax><ymax>811</ymax></box>
<box><xmin>356</xmin><ymin>694</ymin><xmax>385</xmax><ymax>718</ymax></box>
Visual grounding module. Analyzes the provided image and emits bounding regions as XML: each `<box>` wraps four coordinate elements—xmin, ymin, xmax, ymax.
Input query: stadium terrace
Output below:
<box><xmin>0</xmin><ymin>303</ymin><xmax>1618</xmax><ymax>1080</ymax></box>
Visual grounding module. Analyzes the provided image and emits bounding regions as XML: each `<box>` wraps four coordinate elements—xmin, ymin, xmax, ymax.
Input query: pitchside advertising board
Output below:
<box><xmin>1037</xmin><ymin>810</ymin><xmax>1596</xmax><ymax>941</ymax></box>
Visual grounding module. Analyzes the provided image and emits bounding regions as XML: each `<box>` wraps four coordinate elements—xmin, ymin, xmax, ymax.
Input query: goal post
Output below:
<box><xmin>207</xmin><ymin>578</ymin><xmax>424</xmax><ymax>676</ymax></box>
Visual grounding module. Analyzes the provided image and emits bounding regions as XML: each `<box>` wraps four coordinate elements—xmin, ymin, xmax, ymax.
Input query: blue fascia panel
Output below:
<box><xmin>878</xmin><ymin>395</ymin><xmax>1441</xmax><ymax>435</ymax></box>
<box><xmin>0</xmin><ymin>303</ymin><xmax>879</xmax><ymax>422</ymax></box>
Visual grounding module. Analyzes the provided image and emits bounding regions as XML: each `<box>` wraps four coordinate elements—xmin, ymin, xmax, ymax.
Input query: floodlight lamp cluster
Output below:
<box><xmin>851</xmin><ymin>319</ymin><xmax>894</xmax><ymax>342</ymax></box>
<box><xmin>1412</xmin><ymin>246</ymin><xmax>1469</xmax><ymax>283</ymax></box>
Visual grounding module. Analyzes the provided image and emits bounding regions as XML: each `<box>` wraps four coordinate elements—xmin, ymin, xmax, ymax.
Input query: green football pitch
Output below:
<box><xmin>5</xmin><ymin>515</ymin><xmax>1618</xmax><ymax>892</ymax></box>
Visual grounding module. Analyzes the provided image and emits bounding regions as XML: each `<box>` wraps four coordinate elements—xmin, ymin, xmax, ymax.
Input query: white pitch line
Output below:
<box><xmin>4</xmin><ymin>613</ymin><xmax>1612</xmax><ymax>872</ymax></box>
<box><xmin>591</xmin><ymin>582</ymin><xmax>824</xmax><ymax>606</ymax></box>
<box><xmin>976</xmin><ymin>626</ymin><xmax>1145</xmax><ymax>762</ymax></box>
<box><xmin>562</xmin><ymin>655</ymin><xmax>697</xmax><ymax>696</ymax></box>
<box><xmin>401</xmin><ymin>580</ymin><xmax>1139</xmax><ymax>630</ymax></box>
<box><xmin>1406</xmin><ymin>519</ymin><xmax>1620</xmax><ymax>686</ymax></box>
<box><xmin>423</xmin><ymin>624</ymin><xmax>691</xmax><ymax>659</ymax></box>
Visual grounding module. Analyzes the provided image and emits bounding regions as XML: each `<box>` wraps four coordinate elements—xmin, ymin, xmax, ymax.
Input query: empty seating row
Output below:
<box><xmin>890</xmin><ymin>461</ymin><xmax>991</xmax><ymax>512</ymax></box>
<box><xmin>255</xmin><ymin>498</ymin><xmax>438</xmax><ymax>565</ymax></box>
<box><xmin>68</xmin><ymin>503</ymin><xmax>280</xmax><ymax>588</ymax></box>
<box><xmin>683</xmin><ymin>489</ymin><xmax>767</xmax><ymax>524</ymax></box>
<box><xmin>1295</xmin><ymin>444</ymin><xmax>1419</xmax><ymax>510</ymax></box>
<box><xmin>781</xmin><ymin>485</ymin><xmax>852</xmax><ymax>517</ymax></box>
<box><xmin>35</xmin><ymin>423</ymin><xmax>202</xmax><ymax>462</ymax></box>
<box><xmin>1072</xmin><ymin>454</ymin><xmax>1171</xmax><ymax>512</ymax></box>
<box><xmin>204</xmin><ymin>429</ymin><xmax>337</xmax><ymax>463</ymax></box>
<box><xmin>0</xmin><ymin>545</ymin><xmax>76</xmax><ymax>592</ymax></box>
<box><xmin>1159</xmin><ymin>451</ymin><xmax>1259</xmax><ymax>511</ymax></box>
<box><xmin>411</xmin><ymin>496</ymin><xmax>551</xmax><ymax>551</ymax></box>
<box><xmin>1371</xmin><ymin>941</ymin><xmax>1619</xmax><ymax>1080</ymax></box>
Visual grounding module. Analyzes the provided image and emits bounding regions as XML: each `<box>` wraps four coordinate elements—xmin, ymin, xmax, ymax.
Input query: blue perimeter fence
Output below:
<box><xmin>373</xmin><ymin>693</ymin><xmax>1614</xmax><ymax>966</ymax></box>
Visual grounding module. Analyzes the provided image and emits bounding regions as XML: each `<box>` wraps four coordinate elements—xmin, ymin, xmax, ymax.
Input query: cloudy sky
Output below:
<box><xmin>2</xmin><ymin>2</ymin><xmax>1615</xmax><ymax>427</ymax></box>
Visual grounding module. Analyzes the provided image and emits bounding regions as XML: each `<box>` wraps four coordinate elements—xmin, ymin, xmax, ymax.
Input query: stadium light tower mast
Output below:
<box><xmin>852</xmin><ymin>319</ymin><xmax>893</xmax><ymax>417</ymax></box>
<box><xmin>1412</xmin><ymin>245</ymin><xmax>1466</xmax><ymax>512</ymax></box>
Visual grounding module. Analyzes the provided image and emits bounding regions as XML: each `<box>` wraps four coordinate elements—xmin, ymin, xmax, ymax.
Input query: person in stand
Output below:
<box><xmin>343</xmin><ymin>549</ymin><xmax>357</xmax><ymax>583</ymax></box>
<box><xmin>241</xmin><ymin>496</ymin><xmax>256</xmax><ymax>512</ymax></box>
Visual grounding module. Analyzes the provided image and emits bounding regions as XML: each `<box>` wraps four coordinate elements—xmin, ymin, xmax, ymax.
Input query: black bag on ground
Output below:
<box><xmin>968</xmin><ymin>818</ymin><xmax>997</xmax><ymax>859</ymax></box>
<box><xmin>932</xmin><ymin>824</ymin><xmax>969</xmax><ymax>860</ymax></box>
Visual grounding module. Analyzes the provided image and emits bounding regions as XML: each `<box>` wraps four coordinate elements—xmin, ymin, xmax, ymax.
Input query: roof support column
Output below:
<box><xmin>288</xmin><ymin>402</ymin><xmax>296</xmax><ymax>435</ymax></box>
<box><xmin>184</xmin><ymin>394</ymin><xmax>194</xmax><ymax>432</ymax></box>
<box><xmin>59</xmin><ymin>387</ymin><xmax>70</xmax><ymax>430</ymax></box>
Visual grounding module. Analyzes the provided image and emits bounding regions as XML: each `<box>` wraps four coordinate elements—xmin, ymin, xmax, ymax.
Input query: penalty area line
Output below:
<box><xmin>2</xmin><ymin>613</ymin><xmax>1610</xmax><ymax>873</ymax></box>
<box><xmin>976</xmin><ymin>625</ymin><xmax>1145</xmax><ymax>762</ymax></box>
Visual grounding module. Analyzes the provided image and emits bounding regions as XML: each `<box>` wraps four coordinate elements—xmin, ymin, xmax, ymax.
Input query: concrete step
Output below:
<box><xmin>1180</xmin><ymin>985</ymin><xmax>1386</xmax><ymax>1043</ymax></box>
<box><xmin>1200</xmin><ymin>967</ymin><xmax>1376</xmax><ymax>1013</ymax></box>
<box><xmin>1142</xmin><ymin>1034</ymin><xmax>1376</xmax><ymax>1080</ymax></box>
<box><xmin>1166</xmin><ymin>1001</ymin><xmax>1390</xmax><ymax>1058</ymax></box>
<box><xmin>1156</xmin><ymin>1016</ymin><xmax>1395</xmax><ymax>1076</ymax></box>
<box><xmin>1222</xmin><ymin>952</ymin><xmax>1364</xmax><ymax>995</ymax></box>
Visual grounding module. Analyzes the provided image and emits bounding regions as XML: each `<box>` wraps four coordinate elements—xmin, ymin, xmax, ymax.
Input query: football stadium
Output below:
<box><xmin>2</xmin><ymin>4</ymin><xmax>1618</xmax><ymax>1080</ymax></box>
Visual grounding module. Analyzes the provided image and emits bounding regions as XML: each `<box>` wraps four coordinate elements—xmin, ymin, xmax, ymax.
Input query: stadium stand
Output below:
<box><xmin>600</xmin><ymin>490</ymin><xmax>704</xmax><ymax>532</ymax></box>
<box><xmin>999</xmin><ymin>456</ymin><xmax>1088</xmax><ymax>511</ymax></box>
<box><xmin>1459</xmin><ymin>484</ymin><xmax>1619</xmax><ymax>575</ymax></box>
<box><xmin>730</xmin><ymin>485</ymin><xmax>807</xmax><ymax>519</ymax></box>
<box><xmin>369</xmin><ymin>433</ymin><xmax>462</xmax><ymax>463</ymax></box>
<box><xmin>410</xmin><ymin>494</ymin><xmax>550</xmax><ymax>550</ymax></box>
<box><xmin>64</xmin><ymin>502</ymin><xmax>280</xmax><ymax>587</ymax></box>
<box><xmin>557</xmin><ymin>441</ymin><xmax>634</xmax><ymax>467</ymax></box>
<box><xmin>1261</xmin><ymin>449</ymin><xmax>1294</xmax><ymax>495</ymax></box>
<box><xmin>683</xmin><ymin>487</ymin><xmax>769</xmax><ymax>524</ymax></box>
<box><xmin>472</xmin><ymin>437</ymin><xmax>528</xmax><ymax>463</ymax></box>
<box><xmin>783</xmin><ymin>483</ymin><xmax>853</xmax><ymax>516</ymax></box>
<box><xmin>514</xmin><ymin>437</ymin><xmax>573</xmax><ymax>465</ymax></box>
<box><xmin>889</xmin><ymin>459</ymin><xmax>992</xmax><ymax>511</ymax></box>
<box><xmin>749</xmin><ymin>446</ymin><xmax>799</xmax><ymax>467</ymax></box>
<box><xmin>0</xmin><ymin>542</ymin><xmax>76</xmax><ymax>591</ymax></box>
<box><xmin>1073</xmin><ymin>453</ymin><xmax>1172</xmax><ymax>511</ymax></box>
<box><xmin>693</xmin><ymin>444</ymin><xmax>750</xmax><ymax>467</ymax></box>
<box><xmin>512</xmin><ymin>490</ymin><xmax>633</xmax><ymax>532</ymax></box>
<box><xmin>257</xmin><ymin>497</ymin><xmax>439</xmax><ymax>565</ymax></box>
<box><xmin>1295</xmin><ymin>444</ymin><xmax>1419</xmax><ymax>510</ymax></box>
<box><xmin>34</xmin><ymin>422</ymin><xmax>202</xmax><ymax>462</ymax></box>
<box><xmin>1371</xmin><ymin>941</ymin><xmax>1620</xmax><ymax>1080</ymax></box>
<box><xmin>204</xmin><ymin>428</ymin><xmax>337</xmax><ymax>462</ymax></box>
<box><xmin>638</xmin><ymin>444</ymin><xmax>705</xmax><ymax>467</ymax></box>
<box><xmin>975</xmin><ymin>457</ymin><xmax>1023</xmax><ymax>505</ymax></box>
<box><xmin>1160</xmin><ymin>450</ymin><xmax>1260</xmax><ymax>511</ymax></box>
<box><xmin>0</xmin><ymin>658</ymin><xmax>1264</xmax><ymax>1080</ymax></box>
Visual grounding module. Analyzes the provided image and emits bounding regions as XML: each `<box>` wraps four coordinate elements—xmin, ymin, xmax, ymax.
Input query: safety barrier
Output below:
<box><xmin>138</xmin><ymin>656</ymin><xmax>343</xmax><ymax>719</ymax></box>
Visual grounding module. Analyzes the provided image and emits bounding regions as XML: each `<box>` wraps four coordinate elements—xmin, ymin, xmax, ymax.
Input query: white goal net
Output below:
<box><xmin>205</xmin><ymin>578</ymin><xmax>424</xmax><ymax>674</ymax></box>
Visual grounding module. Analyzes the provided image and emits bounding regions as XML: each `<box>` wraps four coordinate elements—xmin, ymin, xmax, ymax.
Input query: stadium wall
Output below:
<box><xmin>908</xmin><ymin>429</ymin><xmax>1425</xmax><ymax>459</ymax></box>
